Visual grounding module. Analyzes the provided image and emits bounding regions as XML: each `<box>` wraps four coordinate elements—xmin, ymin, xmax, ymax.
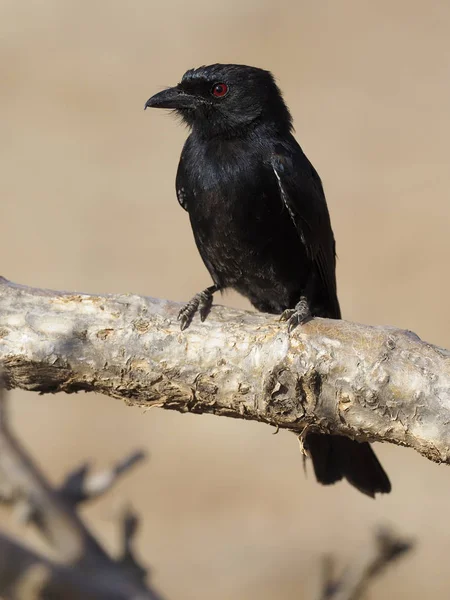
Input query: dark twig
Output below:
<box><xmin>318</xmin><ymin>528</ymin><xmax>413</xmax><ymax>600</ymax></box>
<box><xmin>0</xmin><ymin>378</ymin><xmax>163</xmax><ymax>600</ymax></box>
<box><xmin>0</xmin><ymin>532</ymin><xmax>137</xmax><ymax>600</ymax></box>
<box><xmin>118</xmin><ymin>505</ymin><xmax>148</xmax><ymax>584</ymax></box>
<box><xmin>60</xmin><ymin>450</ymin><xmax>147</xmax><ymax>506</ymax></box>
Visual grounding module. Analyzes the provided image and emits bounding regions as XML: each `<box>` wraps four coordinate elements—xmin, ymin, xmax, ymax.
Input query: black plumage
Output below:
<box><xmin>145</xmin><ymin>63</ymin><xmax>391</xmax><ymax>497</ymax></box>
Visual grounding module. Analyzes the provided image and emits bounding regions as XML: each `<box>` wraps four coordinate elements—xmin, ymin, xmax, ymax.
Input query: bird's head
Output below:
<box><xmin>145</xmin><ymin>64</ymin><xmax>293</xmax><ymax>138</ymax></box>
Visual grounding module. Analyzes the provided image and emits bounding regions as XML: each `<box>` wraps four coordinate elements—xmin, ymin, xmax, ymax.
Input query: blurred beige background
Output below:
<box><xmin>1</xmin><ymin>0</ymin><xmax>450</xmax><ymax>598</ymax></box>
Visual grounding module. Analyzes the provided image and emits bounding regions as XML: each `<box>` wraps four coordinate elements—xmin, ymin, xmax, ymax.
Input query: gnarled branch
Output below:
<box><xmin>0</xmin><ymin>277</ymin><xmax>449</xmax><ymax>464</ymax></box>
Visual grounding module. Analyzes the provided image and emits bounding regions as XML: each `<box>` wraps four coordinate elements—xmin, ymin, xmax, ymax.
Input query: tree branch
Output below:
<box><xmin>0</xmin><ymin>277</ymin><xmax>449</xmax><ymax>464</ymax></box>
<box><xmin>60</xmin><ymin>450</ymin><xmax>147</xmax><ymax>506</ymax></box>
<box><xmin>0</xmin><ymin>381</ymin><xmax>163</xmax><ymax>600</ymax></box>
<box><xmin>0</xmin><ymin>532</ymin><xmax>143</xmax><ymax>600</ymax></box>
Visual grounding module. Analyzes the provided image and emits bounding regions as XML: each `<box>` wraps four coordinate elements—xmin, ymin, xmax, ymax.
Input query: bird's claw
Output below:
<box><xmin>178</xmin><ymin>298</ymin><xmax>200</xmax><ymax>331</ymax></box>
<box><xmin>177</xmin><ymin>286</ymin><xmax>216</xmax><ymax>331</ymax></box>
<box><xmin>198</xmin><ymin>291</ymin><xmax>214</xmax><ymax>322</ymax></box>
<box><xmin>280</xmin><ymin>297</ymin><xmax>312</xmax><ymax>332</ymax></box>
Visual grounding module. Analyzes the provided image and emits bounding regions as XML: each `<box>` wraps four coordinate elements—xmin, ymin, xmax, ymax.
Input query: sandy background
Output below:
<box><xmin>1</xmin><ymin>1</ymin><xmax>450</xmax><ymax>598</ymax></box>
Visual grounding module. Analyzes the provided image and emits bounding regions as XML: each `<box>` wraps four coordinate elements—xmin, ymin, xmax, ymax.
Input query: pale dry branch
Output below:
<box><xmin>0</xmin><ymin>277</ymin><xmax>449</xmax><ymax>464</ymax></box>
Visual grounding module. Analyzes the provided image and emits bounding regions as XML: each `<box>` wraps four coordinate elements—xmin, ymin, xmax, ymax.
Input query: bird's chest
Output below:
<box><xmin>189</xmin><ymin>164</ymin><xmax>280</xmax><ymax>254</ymax></box>
<box><xmin>188</xmin><ymin>142</ymin><xmax>277</xmax><ymax>235</ymax></box>
<box><xmin>186</xmin><ymin>151</ymin><xmax>303</xmax><ymax>286</ymax></box>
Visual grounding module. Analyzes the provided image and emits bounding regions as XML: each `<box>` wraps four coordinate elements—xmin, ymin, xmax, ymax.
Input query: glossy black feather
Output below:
<box><xmin>146</xmin><ymin>64</ymin><xmax>391</xmax><ymax>496</ymax></box>
<box><xmin>306</xmin><ymin>434</ymin><xmax>391</xmax><ymax>497</ymax></box>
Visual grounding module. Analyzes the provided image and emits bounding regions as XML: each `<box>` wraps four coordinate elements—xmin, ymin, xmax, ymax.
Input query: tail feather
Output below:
<box><xmin>305</xmin><ymin>433</ymin><xmax>391</xmax><ymax>498</ymax></box>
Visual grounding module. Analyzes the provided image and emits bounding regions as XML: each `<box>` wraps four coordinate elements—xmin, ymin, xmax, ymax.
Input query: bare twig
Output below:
<box><xmin>118</xmin><ymin>505</ymin><xmax>148</xmax><ymax>584</ymax></box>
<box><xmin>0</xmin><ymin>277</ymin><xmax>449</xmax><ymax>465</ymax></box>
<box><xmin>60</xmin><ymin>450</ymin><xmax>146</xmax><ymax>506</ymax></box>
<box><xmin>318</xmin><ymin>528</ymin><xmax>413</xmax><ymax>600</ymax></box>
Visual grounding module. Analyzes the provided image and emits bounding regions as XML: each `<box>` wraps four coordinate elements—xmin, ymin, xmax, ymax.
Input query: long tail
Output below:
<box><xmin>305</xmin><ymin>433</ymin><xmax>391</xmax><ymax>497</ymax></box>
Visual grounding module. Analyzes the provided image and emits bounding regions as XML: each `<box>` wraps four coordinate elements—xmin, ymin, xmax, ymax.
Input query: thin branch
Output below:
<box><xmin>118</xmin><ymin>505</ymin><xmax>148</xmax><ymax>584</ymax></box>
<box><xmin>0</xmin><ymin>277</ymin><xmax>449</xmax><ymax>464</ymax></box>
<box><xmin>60</xmin><ymin>450</ymin><xmax>147</xmax><ymax>506</ymax></box>
<box><xmin>318</xmin><ymin>528</ymin><xmax>413</xmax><ymax>600</ymax></box>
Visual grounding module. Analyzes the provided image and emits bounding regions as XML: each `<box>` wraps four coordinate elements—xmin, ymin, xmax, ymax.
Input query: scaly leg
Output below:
<box><xmin>178</xmin><ymin>284</ymin><xmax>219</xmax><ymax>331</ymax></box>
<box><xmin>280</xmin><ymin>295</ymin><xmax>313</xmax><ymax>332</ymax></box>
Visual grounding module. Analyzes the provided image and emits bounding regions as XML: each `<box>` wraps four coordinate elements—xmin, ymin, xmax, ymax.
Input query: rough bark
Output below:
<box><xmin>0</xmin><ymin>277</ymin><xmax>449</xmax><ymax>464</ymax></box>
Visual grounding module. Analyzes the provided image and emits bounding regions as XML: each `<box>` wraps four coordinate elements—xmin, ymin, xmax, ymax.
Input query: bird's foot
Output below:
<box><xmin>178</xmin><ymin>285</ymin><xmax>217</xmax><ymax>331</ymax></box>
<box><xmin>280</xmin><ymin>296</ymin><xmax>312</xmax><ymax>332</ymax></box>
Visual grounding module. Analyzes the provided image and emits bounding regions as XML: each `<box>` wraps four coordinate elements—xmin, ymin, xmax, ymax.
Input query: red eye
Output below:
<box><xmin>212</xmin><ymin>82</ymin><xmax>229</xmax><ymax>98</ymax></box>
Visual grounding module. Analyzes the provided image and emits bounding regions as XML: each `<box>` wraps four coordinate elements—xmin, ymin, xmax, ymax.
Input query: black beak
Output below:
<box><xmin>144</xmin><ymin>86</ymin><xmax>198</xmax><ymax>110</ymax></box>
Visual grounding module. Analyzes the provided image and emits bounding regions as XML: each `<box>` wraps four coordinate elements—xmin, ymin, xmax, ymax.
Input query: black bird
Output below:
<box><xmin>145</xmin><ymin>64</ymin><xmax>391</xmax><ymax>497</ymax></box>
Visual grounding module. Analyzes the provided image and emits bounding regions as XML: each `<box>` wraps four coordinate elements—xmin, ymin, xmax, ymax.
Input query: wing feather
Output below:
<box><xmin>175</xmin><ymin>145</ymin><xmax>192</xmax><ymax>212</ymax></box>
<box><xmin>271</xmin><ymin>148</ymin><xmax>341</xmax><ymax>318</ymax></box>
